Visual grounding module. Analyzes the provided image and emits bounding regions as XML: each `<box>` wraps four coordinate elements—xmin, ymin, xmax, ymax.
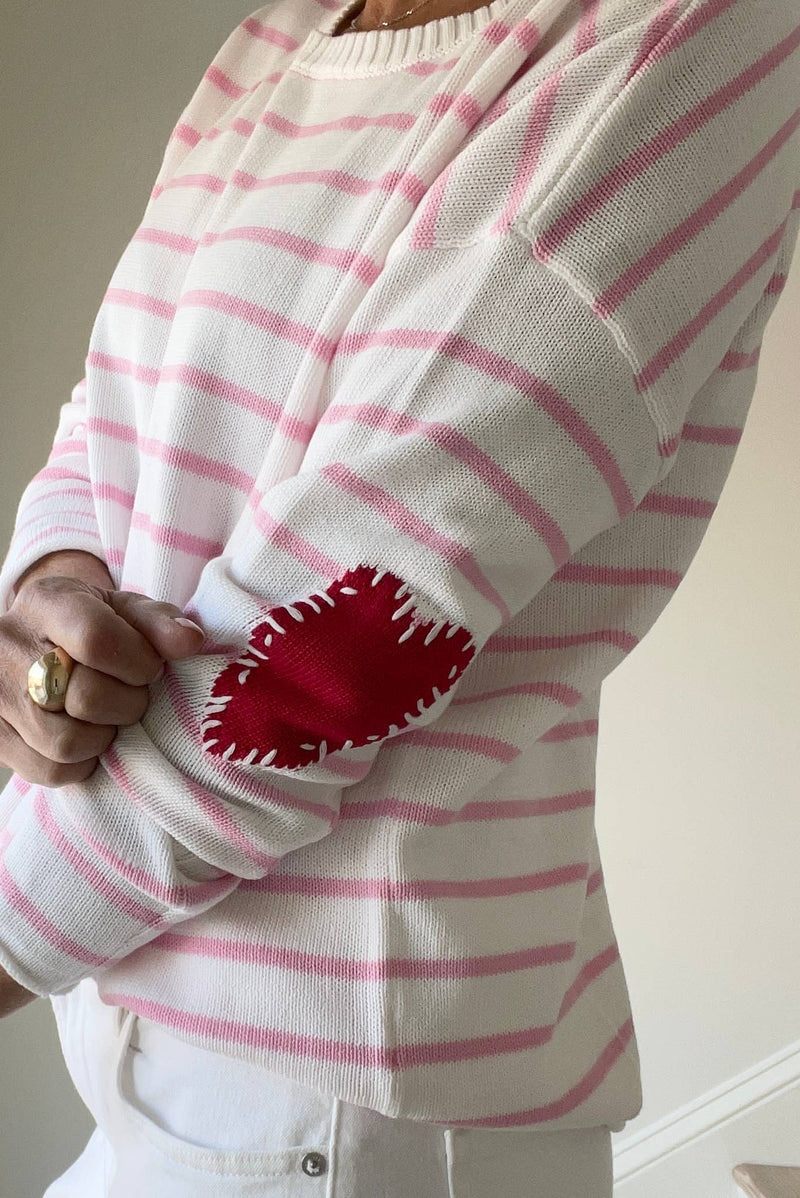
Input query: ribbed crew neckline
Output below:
<box><xmin>290</xmin><ymin>0</ymin><xmax>520</xmax><ymax>77</ymax></box>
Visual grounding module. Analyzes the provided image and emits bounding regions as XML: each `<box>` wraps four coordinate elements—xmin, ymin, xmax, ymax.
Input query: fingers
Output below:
<box><xmin>0</xmin><ymin>574</ymin><xmax>206</xmax><ymax>789</ymax></box>
<box><xmin>0</xmin><ymin>712</ymin><xmax>104</xmax><ymax>788</ymax></box>
<box><xmin>6</xmin><ymin>678</ymin><xmax>117</xmax><ymax>763</ymax></box>
<box><xmin>104</xmin><ymin>590</ymin><xmax>205</xmax><ymax>662</ymax></box>
<box><xmin>12</xmin><ymin>577</ymin><xmax>166</xmax><ymax>685</ymax></box>
<box><xmin>57</xmin><ymin>661</ymin><xmax>152</xmax><ymax>727</ymax></box>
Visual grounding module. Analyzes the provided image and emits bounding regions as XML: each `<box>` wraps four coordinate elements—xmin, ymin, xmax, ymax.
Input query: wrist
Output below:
<box><xmin>12</xmin><ymin>550</ymin><xmax>114</xmax><ymax>600</ymax></box>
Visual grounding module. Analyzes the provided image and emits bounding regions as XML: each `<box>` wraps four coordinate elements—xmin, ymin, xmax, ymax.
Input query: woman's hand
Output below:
<box><xmin>0</xmin><ymin>966</ymin><xmax>37</xmax><ymax>1018</ymax></box>
<box><xmin>0</xmin><ymin>573</ymin><xmax>205</xmax><ymax>788</ymax></box>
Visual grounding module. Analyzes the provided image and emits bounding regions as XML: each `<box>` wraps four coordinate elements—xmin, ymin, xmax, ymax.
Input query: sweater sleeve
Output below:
<box><xmin>0</xmin><ymin>233</ymin><xmax>674</xmax><ymax>995</ymax></box>
<box><xmin>0</xmin><ymin>379</ymin><xmax>108</xmax><ymax>618</ymax></box>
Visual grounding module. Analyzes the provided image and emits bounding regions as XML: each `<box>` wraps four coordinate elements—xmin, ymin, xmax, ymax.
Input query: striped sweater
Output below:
<box><xmin>0</xmin><ymin>0</ymin><xmax>797</xmax><ymax>1130</ymax></box>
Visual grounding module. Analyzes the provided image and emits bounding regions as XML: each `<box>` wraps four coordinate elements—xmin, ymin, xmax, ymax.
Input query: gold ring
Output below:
<box><xmin>27</xmin><ymin>647</ymin><xmax>74</xmax><ymax>712</ymax></box>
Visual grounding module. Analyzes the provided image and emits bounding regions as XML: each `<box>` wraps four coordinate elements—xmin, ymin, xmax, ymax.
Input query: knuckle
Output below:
<box><xmin>51</xmin><ymin>724</ymin><xmax>81</xmax><ymax>764</ymax></box>
<box><xmin>76</xmin><ymin>625</ymin><xmax>111</xmax><ymax>665</ymax></box>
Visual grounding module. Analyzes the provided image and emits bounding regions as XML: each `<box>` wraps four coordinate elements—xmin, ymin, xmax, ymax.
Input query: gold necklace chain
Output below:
<box><xmin>347</xmin><ymin>0</ymin><xmax>441</xmax><ymax>31</ymax></box>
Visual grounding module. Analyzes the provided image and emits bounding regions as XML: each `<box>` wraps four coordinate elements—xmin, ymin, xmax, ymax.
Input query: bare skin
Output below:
<box><xmin>334</xmin><ymin>0</ymin><xmax>493</xmax><ymax>34</ymax></box>
<box><xmin>0</xmin><ymin>549</ymin><xmax>206</xmax><ymax>1017</ymax></box>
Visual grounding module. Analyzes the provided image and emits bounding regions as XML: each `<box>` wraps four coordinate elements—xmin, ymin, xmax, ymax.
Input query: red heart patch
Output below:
<box><xmin>200</xmin><ymin>564</ymin><xmax>476</xmax><ymax>770</ymax></box>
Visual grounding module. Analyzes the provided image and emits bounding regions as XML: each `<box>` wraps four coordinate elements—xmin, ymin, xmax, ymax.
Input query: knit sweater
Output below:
<box><xmin>0</xmin><ymin>0</ymin><xmax>797</xmax><ymax>1130</ymax></box>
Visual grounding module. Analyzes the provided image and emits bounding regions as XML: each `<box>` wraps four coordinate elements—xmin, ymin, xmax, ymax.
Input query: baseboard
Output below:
<box><xmin>612</xmin><ymin>1037</ymin><xmax>800</xmax><ymax>1186</ymax></box>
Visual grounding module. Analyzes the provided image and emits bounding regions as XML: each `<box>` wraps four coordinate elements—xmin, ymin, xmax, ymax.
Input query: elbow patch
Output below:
<box><xmin>200</xmin><ymin>564</ymin><xmax>476</xmax><ymax>771</ymax></box>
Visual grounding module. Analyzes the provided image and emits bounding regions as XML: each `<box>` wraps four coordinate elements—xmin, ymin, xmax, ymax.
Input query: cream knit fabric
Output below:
<box><xmin>0</xmin><ymin>0</ymin><xmax>797</xmax><ymax>1129</ymax></box>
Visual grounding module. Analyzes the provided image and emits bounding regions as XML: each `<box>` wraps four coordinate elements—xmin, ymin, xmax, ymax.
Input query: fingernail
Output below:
<box><xmin>174</xmin><ymin>617</ymin><xmax>204</xmax><ymax>634</ymax></box>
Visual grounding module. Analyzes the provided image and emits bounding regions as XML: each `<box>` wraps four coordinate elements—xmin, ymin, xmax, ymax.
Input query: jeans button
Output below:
<box><xmin>301</xmin><ymin>1151</ymin><xmax>327</xmax><ymax>1177</ymax></box>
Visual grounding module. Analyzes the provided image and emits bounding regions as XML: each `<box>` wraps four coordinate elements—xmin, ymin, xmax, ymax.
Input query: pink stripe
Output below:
<box><xmin>555</xmin><ymin>559</ymin><xmax>684</xmax><ymax>589</ymax></box>
<box><xmin>101</xmin><ymin>737</ymin><xmax>282</xmax><ymax>874</ymax></box>
<box><xmin>14</xmin><ymin>495</ymin><xmax>95</xmax><ymax>537</ymax></box>
<box><xmin>428</xmin><ymin>90</ymin><xmax>483</xmax><ymax>129</ymax></box>
<box><xmin>242</xmin><ymin>15</ymin><xmax>300</xmax><ymax>51</ymax></box>
<box><xmin>129</xmin><ymin>510</ymin><xmax>223</xmax><ymax>560</ymax></box>
<box><xmin>621</xmin><ymin>0</ymin><xmax>684</xmax><ymax>86</ymax></box>
<box><xmin>0</xmin><ymin>860</ymin><xmax>107</xmax><ymax>968</ymax></box>
<box><xmin>20</xmin><ymin>463</ymin><xmax>93</xmax><ymax>484</ymax></box>
<box><xmin>143</xmin><ymin>930</ymin><xmax>576</xmax><ymax>981</ymax></box>
<box><xmin>634</xmin><ymin>220</ymin><xmax>786</xmax><ymax>392</ymax></box>
<box><xmin>596</xmin><ymin>103</ymin><xmax>800</xmax><ymax>317</ymax></box>
<box><xmin>48</xmin><ymin>437</ymin><xmax>85</xmax><ymax>459</ymax></box>
<box><xmin>238</xmin><ymin>861</ymin><xmax>588</xmax><ymax>900</ymax></box>
<box><xmin>199</xmin><ymin>224</ymin><xmax>383</xmax><ymax>288</ymax></box>
<box><xmin>720</xmin><ymin>346</ymin><xmax>761</xmax><ymax>371</ymax></box>
<box><xmin>378</xmin><ymin>727</ymin><xmax>520</xmax><ymax>763</ymax></box>
<box><xmin>151</xmin><ymin>161</ymin><xmax>427</xmax><ymax>206</ymax></box>
<box><xmin>177</xmin><ymin>289</ymin><xmax>339</xmax><ymax>363</ymax></box>
<box><xmin>586</xmin><ymin>867</ymin><xmax>604</xmax><ymax>898</ymax></box>
<box><xmin>443</xmin><ymin>1019</ymin><xmax>635</xmax><ymax>1127</ymax></box>
<box><xmin>407</xmin><ymin>55</ymin><xmax>461</xmax><ymax>77</ymax></box>
<box><xmin>765</xmin><ymin>269</ymin><xmax>789</xmax><ymax>296</ymax></box>
<box><xmin>70</xmin><ymin>816</ymin><xmax>234</xmax><ymax>908</ymax></box>
<box><xmin>494</xmin><ymin>62</ymin><xmax>563</xmax><ymax>235</ymax></box>
<box><xmin>103</xmin><ymin>287</ymin><xmax>176</xmax><ymax>321</ymax></box>
<box><xmin>322</xmin><ymin>460</ymin><xmax>510</xmax><ymax>622</ymax></box>
<box><xmin>204</xmin><ymin>64</ymin><xmax>247</xmax><ymax>100</ymax></box>
<box><xmin>88</xmin><ymin>350</ymin><xmax>160</xmax><ymax>388</ymax></box>
<box><xmin>411</xmin><ymin>160</ymin><xmax>455</xmax><ymax>250</ymax></box>
<box><xmin>487</xmin><ymin>17</ymin><xmax>576</xmax><ymax>233</ymax></box>
<box><xmin>338</xmin><ymin>789</ymin><xmax>596</xmax><ymax>826</ymax></box>
<box><xmin>451</xmin><ymin>679</ymin><xmax>582</xmax><ymax>708</ymax></box>
<box><xmin>533</xmin><ymin>0</ymin><xmax>785</xmax><ymax>261</ymax></box>
<box><xmin>540</xmin><ymin>718</ymin><xmax>598</xmax><ymax>742</ymax></box>
<box><xmin>14</xmin><ymin>525</ymin><xmax>102</xmax><ymax>560</ymax></box>
<box><xmin>137</xmin><ymin>433</ymin><xmax>255</xmax><ymax>493</ymax></box>
<box><xmin>98</xmin><ymin>992</ymin><xmax>630</xmax><ymax>1108</ymax></box>
<box><xmin>484</xmin><ymin>628</ymin><xmax>639</xmax><ymax>654</ymax></box>
<box><xmin>88</xmin><ymin>353</ymin><xmax>317</xmax><ymax>447</ymax></box>
<box><xmin>99</xmin><ymin>987</ymin><xmax>546</xmax><ymax>1067</ymax></box>
<box><xmin>573</xmin><ymin>0</ymin><xmax>601</xmax><ymax>56</ymax></box>
<box><xmin>682</xmin><ymin>421</ymin><xmax>742</xmax><ymax>446</ymax></box>
<box><xmin>132</xmin><ymin>226</ymin><xmax>199</xmax><ymax>255</ymax></box>
<box><xmin>170</xmin><ymin>122</ymin><xmax>202</xmax><ymax>149</ymax></box>
<box><xmin>152</xmin><ymin>172</ymin><xmax>228</xmax><ymax>200</ymax></box>
<box><xmin>639</xmin><ymin>490</ymin><xmax>716</xmax><ymax>518</ymax></box>
<box><xmin>231</xmin><ymin>165</ymin><xmax>427</xmax><ymax>208</ymax></box>
<box><xmin>32</xmin><ymin>789</ymin><xmax>165</xmax><ymax>927</ymax></box>
<box><xmin>205</xmin><ymin>117</ymin><xmax>255</xmax><ymax>145</ymax></box>
<box><xmin>558</xmin><ymin>943</ymin><xmax>619</xmax><ymax>1023</ymax></box>
<box><xmin>93</xmin><ymin>480</ymin><xmax>136</xmax><ymax>510</ymax></box>
<box><xmin>159</xmin><ymin>363</ymin><xmax>318</xmax><ymax>447</ymax></box>
<box><xmin>258</xmin><ymin>108</ymin><xmax>416</xmax><ymax>139</ymax></box>
<box><xmin>77</xmin><ymin>824</ymin><xmax>232</xmax><ymax>905</ymax></box>
<box><xmin>333</xmin><ymin>328</ymin><xmax>637</xmax><ymax>520</ymax></box>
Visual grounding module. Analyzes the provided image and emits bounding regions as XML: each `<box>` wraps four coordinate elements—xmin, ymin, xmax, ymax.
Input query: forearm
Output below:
<box><xmin>11</xmin><ymin>550</ymin><xmax>114</xmax><ymax>600</ymax></box>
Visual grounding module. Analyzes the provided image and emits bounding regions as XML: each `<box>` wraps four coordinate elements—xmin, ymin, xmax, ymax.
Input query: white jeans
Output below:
<box><xmin>44</xmin><ymin>976</ymin><xmax>614</xmax><ymax>1197</ymax></box>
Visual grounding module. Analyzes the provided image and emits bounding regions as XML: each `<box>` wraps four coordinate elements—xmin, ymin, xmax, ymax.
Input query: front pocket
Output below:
<box><xmin>107</xmin><ymin>1009</ymin><xmax>334</xmax><ymax>1183</ymax></box>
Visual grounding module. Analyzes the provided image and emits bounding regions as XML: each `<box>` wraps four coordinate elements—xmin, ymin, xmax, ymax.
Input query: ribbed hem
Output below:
<box><xmin>290</xmin><ymin>0</ymin><xmax>522</xmax><ymax>77</ymax></box>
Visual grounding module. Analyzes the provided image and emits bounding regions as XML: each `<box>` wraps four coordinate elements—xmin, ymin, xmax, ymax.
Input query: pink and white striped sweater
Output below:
<box><xmin>0</xmin><ymin>0</ymin><xmax>797</xmax><ymax>1130</ymax></box>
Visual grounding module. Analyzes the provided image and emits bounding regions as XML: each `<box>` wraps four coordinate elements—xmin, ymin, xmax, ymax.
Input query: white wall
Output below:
<box><xmin>597</xmin><ymin>245</ymin><xmax>800</xmax><ymax>1189</ymax></box>
<box><xmin>0</xmin><ymin>6</ymin><xmax>255</xmax><ymax>1196</ymax></box>
<box><xmin>1</xmin><ymin>3</ymin><xmax>798</xmax><ymax>1196</ymax></box>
